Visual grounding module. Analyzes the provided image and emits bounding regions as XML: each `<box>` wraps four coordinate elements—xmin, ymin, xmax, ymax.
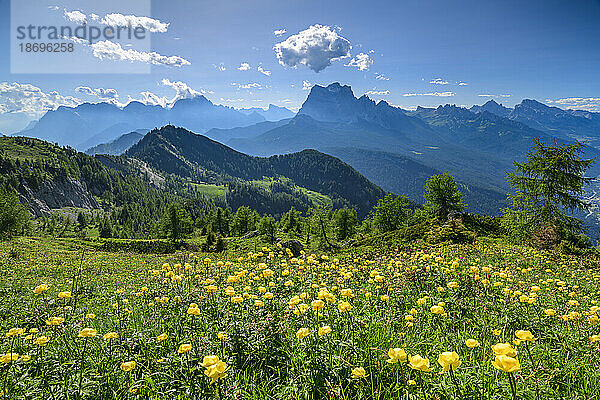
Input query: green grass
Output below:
<box><xmin>0</xmin><ymin>236</ymin><xmax>599</xmax><ymax>399</ymax></box>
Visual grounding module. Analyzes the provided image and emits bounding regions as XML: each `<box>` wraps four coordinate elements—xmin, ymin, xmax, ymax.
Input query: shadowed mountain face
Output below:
<box><xmin>85</xmin><ymin>130</ymin><xmax>147</xmax><ymax>155</ymax></box>
<box><xmin>125</xmin><ymin>125</ymin><xmax>385</xmax><ymax>218</ymax></box>
<box><xmin>18</xmin><ymin>97</ymin><xmax>265</xmax><ymax>150</ymax></box>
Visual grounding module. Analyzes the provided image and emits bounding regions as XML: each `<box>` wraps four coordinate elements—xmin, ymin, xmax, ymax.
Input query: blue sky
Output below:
<box><xmin>1</xmin><ymin>0</ymin><xmax>600</xmax><ymax>133</ymax></box>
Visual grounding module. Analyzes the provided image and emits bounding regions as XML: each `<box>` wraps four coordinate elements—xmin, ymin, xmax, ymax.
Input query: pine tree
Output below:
<box><xmin>424</xmin><ymin>173</ymin><xmax>465</xmax><ymax>221</ymax></box>
<box><xmin>506</xmin><ymin>139</ymin><xmax>595</xmax><ymax>234</ymax></box>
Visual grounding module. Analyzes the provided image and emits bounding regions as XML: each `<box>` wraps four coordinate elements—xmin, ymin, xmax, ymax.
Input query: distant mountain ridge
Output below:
<box><xmin>18</xmin><ymin>96</ymin><xmax>266</xmax><ymax>150</ymax></box>
<box><xmin>239</xmin><ymin>104</ymin><xmax>296</xmax><ymax>121</ymax></box>
<box><xmin>470</xmin><ymin>99</ymin><xmax>600</xmax><ymax>148</ymax></box>
<box><xmin>85</xmin><ymin>130</ymin><xmax>147</xmax><ymax>155</ymax></box>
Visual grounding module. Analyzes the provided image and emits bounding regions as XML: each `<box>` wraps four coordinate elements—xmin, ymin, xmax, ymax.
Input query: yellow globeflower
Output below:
<box><xmin>204</xmin><ymin>360</ymin><xmax>228</xmax><ymax>384</ymax></box>
<box><xmin>46</xmin><ymin>316</ymin><xmax>65</xmax><ymax>326</ymax></box>
<box><xmin>438</xmin><ymin>351</ymin><xmax>461</xmax><ymax>372</ymax></box>
<box><xmin>544</xmin><ymin>308</ymin><xmax>556</xmax><ymax>316</ymax></box>
<box><xmin>157</xmin><ymin>333</ymin><xmax>168</xmax><ymax>342</ymax></box>
<box><xmin>78</xmin><ymin>328</ymin><xmax>97</xmax><ymax>338</ymax></box>
<box><xmin>201</xmin><ymin>355</ymin><xmax>220</xmax><ymax>368</ymax></box>
<box><xmin>6</xmin><ymin>328</ymin><xmax>24</xmax><ymax>337</ymax></box>
<box><xmin>86</xmin><ymin>314</ymin><xmax>95</xmax><ymax>319</ymax></box>
<box><xmin>492</xmin><ymin>343</ymin><xmax>517</xmax><ymax>357</ymax></box>
<box><xmin>0</xmin><ymin>353</ymin><xmax>19</xmax><ymax>364</ymax></box>
<box><xmin>58</xmin><ymin>291</ymin><xmax>71</xmax><ymax>299</ymax></box>
<box><xmin>465</xmin><ymin>339</ymin><xmax>480</xmax><ymax>348</ymax></box>
<box><xmin>351</xmin><ymin>367</ymin><xmax>367</xmax><ymax>378</ymax></box>
<box><xmin>120</xmin><ymin>361</ymin><xmax>136</xmax><ymax>372</ymax></box>
<box><xmin>338</xmin><ymin>301</ymin><xmax>352</xmax><ymax>312</ymax></box>
<box><xmin>492</xmin><ymin>355</ymin><xmax>520</xmax><ymax>373</ymax></box>
<box><xmin>103</xmin><ymin>332</ymin><xmax>118</xmax><ymax>340</ymax></box>
<box><xmin>296</xmin><ymin>328</ymin><xmax>309</xmax><ymax>339</ymax></box>
<box><xmin>590</xmin><ymin>334</ymin><xmax>600</xmax><ymax>342</ymax></box>
<box><xmin>34</xmin><ymin>336</ymin><xmax>50</xmax><ymax>346</ymax></box>
<box><xmin>387</xmin><ymin>348</ymin><xmax>407</xmax><ymax>364</ymax></box>
<box><xmin>408</xmin><ymin>355</ymin><xmax>431</xmax><ymax>372</ymax></box>
<box><xmin>311</xmin><ymin>299</ymin><xmax>325</xmax><ymax>310</ymax></box>
<box><xmin>178</xmin><ymin>344</ymin><xmax>192</xmax><ymax>354</ymax></box>
<box><xmin>20</xmin><ymin>355</ymin><xmax>31</xmax><ymax>362</ymax></box>
<box><xmin>515</xmin><ymin>330</ymin><xmax>535</xmax><ymax>342</ymax></box>
<box><xmin>430</xmin><ymin>305</ymin><xmax>445</xmax><ymax>314</ymax></box>
<box><xmin>318</xmin><ymin>326</ymin><xmax>332</xmax><ymax>336</ymax></box>
<box><xmin>217</xmin><ymin>333</ymin><xmax>229</xmax><ymax>341</ymax></box>
<box><xmin>34</xmin><ymin>284</ymin><xmax>49</xmax><ymax>295</ymax></box>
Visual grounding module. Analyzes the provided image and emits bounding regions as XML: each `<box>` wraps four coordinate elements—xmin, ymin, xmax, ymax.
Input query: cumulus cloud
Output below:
<box><xmin>375</xmin><ymin>74</ymin><xmax>390</xmax><ymax>81</ymax></box>
<box><xmin>273</xmin><ymin>29</ymin><xmax>287</xmax><ymax>36</ymax></box>
<box><xmin>89</xmin><ymin>40</ymin><xmax>190</xmax><ymax>67</ymax></box>
<box><xmin>237</xmin><ymin>83</ymin><xmax>262</xmax><ymax>90</ymax></box>
<box><xmin>345</xmin><ymin>52</ymin><xmax>372</xmax><ymax>71</ymax></box>
<box><xmin>63</xmin><ymin>10</ymin><xmax>169</xmax><ymax>33</ymax></box>
<box><xmin>64</xmin><ymin>10</ymin><xmax>87</xmax><ymax>24</ymax></box>
<box><xmin>237</xmin><ymin>62</ymin><xmax>252</xmax><ymax>71</ymax></box>
<box><xmin>546</xmin><ymin>97</ymin><xmax>600</xmax><ymax>111</ymax></box>
<box><xmin>216</xmin><ymin>63</ymin><xmax>226</xmax><ymax>71</ymax></box>
<box><xmin>75</xmin><ymin>86</ymin><xmax>118</xmax><ymax>99</ymax></box>
<box><xmin>274</xmin><ymin>24</ymin><xmax>351</xmax><ymax>72</ymax></box>
<box><xmin>302</xmin><ymin>80</ymin><xmax>313</xmax><ymax>90</ymax></box>
<box><xmin>458</xmin><ymin>82</ymin><xmax>468</xmax><ymax>86</ymax></box>
<box><xmin>99</xmin><ymin>13</ymin><xmax>169</xmax><ymax>33</ymax></box>
<box><xmin>0</xmin><ymin>82</ymin><xmax>82</xmax><ymax>117</ymax></box>
<box><xmin>403</xmin><ymin>92</ymin><xmax>455</xmax><ymax>97</ymax></box>
<box><xmin>140</xmin><ymin>79</ymin><xmax>210</xmax><ymax>107</ymax></box>
<box><xmin>365</xmin><ymin>90</ymin><xmax>390</xmax><ymax>95</ymax></box>
<box><xmin>429</xmin><ymin>78</ymin><xmax>449</xmax><ymax>85</ymax></box>
<box><xmin>257</xmin><ymin>66</ymin><xmax>271</xmax><ymax>76</ymax></box>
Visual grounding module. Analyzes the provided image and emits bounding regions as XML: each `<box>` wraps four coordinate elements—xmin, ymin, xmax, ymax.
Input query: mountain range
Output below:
<box><xmin>14</xmin><ymin>82</ymin><xmax>600</xmax><ymax>228</ymax></box>
<box><xmin>17</xmin><ymin>96</ymin><xmax>273</xmax><ymax>150</ymax></box>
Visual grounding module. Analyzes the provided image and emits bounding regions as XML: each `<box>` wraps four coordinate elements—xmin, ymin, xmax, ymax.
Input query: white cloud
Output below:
<box><xmin>64</xmin><ymin>10</ymin><xmax>87</xmax><ymax>24</ymax></box>
<box><xmin>238</xmin><ymin>83</ymin><xmax>262</xmax><ymax>90</ymax></box>
<box><xmin>429</xmin><ymin>78</ymin><xmax>449</xmax><ymax>85</ymax></box>
<box><xmin>403</xmin><ymin>92</ymin><xmax>455</xmax><ymax>97</ymax></box>
<box><xmin>89</xmin><ymin>40</ymin><xmax>190</xmax><ymax>67</ymax></box>
<box><xmin>140</xmin><ymin>79</ymin><xmax>210</xmax><ymax>108</ymax></box>
<box><xmin>477</xmin><ymin>94</ymin><xmax>511</xmax><ymax>98</ymax></box>
<box><xmin>302</xmin><ymin>80</ymin><xmax>313</xmax><ymax>90</ymax></box>
<box><xmin>546</xmin><ymin>97</ymin><xmax>600</xmax><ymax>112</ymax></box>
<box><xmin>75</xmin><ymin>86</ymin><xmax>118</xmax><ymax>99</ymax></box>
<box><xmin>273</xmin><ymin>24</ymin><xmax>351</xmax><ymax>72</ymax></box>
<box><xmin>257</xmin><ymin>66</ymin><xmax>271</xmax><ymax>76</ymax></box>
<box><xmin>216</xmin><ymin>63</ymin><xmax>226</xmax><ymax>71</ymax></box>
<box><xmin>0</xmin><ymin>82</ymin><xmax>82</xmax><ymax>117</ymax></box>
<box><xmin>375</xmin><ymin>74</ymin><xmax>390</xmax><ymax>81</ymax></box>
<box><xmin>237</xmin><ymin>62</ymin><xmax>252</xmax><ymax>71</ymax></box>
<box><xmin>345</xmin><ymin>52</ymin><xmax>373</xmax><ymax>71</ymax></box>
<box><xmin>273</xmin><ymin>29</ymin><xmax>287</xmax><ymax>36</ymax></box>
<box><xmin>99</xmin><ymin>13</ymin><xmax>169</xmax><ymax>33</ymax></box>
<box><xmin>458</xmin><ymin>82</ymin><xmax>468</xmax><ymax>86</ymax></box>
<box><xmin>48</xmin><ymin>5</ymin><xmax>59</xmax><ymax>11</ymax></box>
<box><xmin>139</xmin><ymin>91</ymin><xmax>169</xmax><ymax>108</ymax></box>
<box><xmin>365</xmin><ymin>90</ymin><xmax>390</xmax><ymax>96</ymax></box>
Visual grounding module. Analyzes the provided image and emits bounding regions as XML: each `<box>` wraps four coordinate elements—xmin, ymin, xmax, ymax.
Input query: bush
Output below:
<box><xmin>425</xmin><ymin>219</ymin><xmax>476</xmax><ymax>244</ymax></box>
